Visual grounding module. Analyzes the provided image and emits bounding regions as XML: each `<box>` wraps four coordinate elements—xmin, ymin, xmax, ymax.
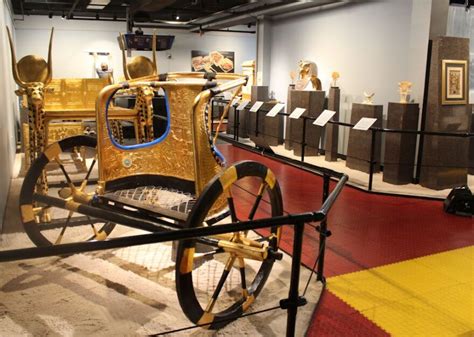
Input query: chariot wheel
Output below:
<box><xmin>20</xmin><ymin>135</ymin><xmax>115</xmax><ymax>246</ymax></box>
<box><xmin>176</xmin><ymin>161</ymin><xmax>283</xmax><ymax>329</ymax></box>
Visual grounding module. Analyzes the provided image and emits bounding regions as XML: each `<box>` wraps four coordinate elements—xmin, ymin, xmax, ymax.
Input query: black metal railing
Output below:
<box><xmin>0</xmin><ymin>169</ymin><xmax>348</xmax><ymax>337</ymax></box>
<box><xmin>213</xmin><ymin>98</ymin><xmax>474</xmax><ymax>194</ymax></box>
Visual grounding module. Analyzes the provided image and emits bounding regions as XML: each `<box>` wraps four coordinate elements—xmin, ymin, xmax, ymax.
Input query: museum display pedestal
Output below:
<box><xmin>346</xmin><ymin>103</ymin><xmax>383</xmax><ymax>173</ymax></box>
<box><xmin>248</xmin><ymin>102</ymin><xmax>284</xmax><ymax>148</ymax></box>
<box><xmin>383</xmin><ymin>103</ymin><xmax>419</xmax><ymax>185</ymax></box>
<box><xmin>324</xmin><ymin>87</ymin><xmax>340</xmax><ymax>161</ymax></box>
<box><xmin>227</xmin><ymin>106</ymin><xmax>249</xmax><ymax>138</ymax></box>
<box><xmin>420</xmin><ymin>36</ymin><xmax>471</xmax><ymax>190</ymax></box>
<box><xmin>470</xmin><ymin>111</ymin><xmax>474</xmax><ymax>175</ymax></box>
<box><xmin>285</xmin><ymin>89</ymin><xmax>325</xmax><ymax>156</ymax></box>
<box><xmin>251</xmin><ymin>86</ymin><xmax>269</xmax><ymax>102</ymax></box>
<box><xmin>248</xmin><ymin>86</ymin><xmax>284</xmax><ymax>148</ymax></box>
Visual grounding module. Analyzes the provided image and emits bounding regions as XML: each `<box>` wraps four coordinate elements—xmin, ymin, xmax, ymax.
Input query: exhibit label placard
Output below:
<box><xmin>250</xmin><ymin>101</ymin><xmax>264</xmax><ymax>112</ymax></box>
<box><xmin>237</xmin><ymin>100</ymin><xmax>250</xmax><ymax>111</ymax></box>
<box><xmin>313</xmin><ymin>109</ymin><xmax>337</xmax><ymax>126</ymax></box>
<box><xmin>353</xmin><ymin>117</ymin><xmax>377</xmax><ymax>131</ymax></box>
<box><xmin>289</xmin><ymin>107</ymin><xmax>306</xmax><ymax>119</ymax></box>
<box><xmin>266</xmin><ymin>103</ymin><xmax>285</xmax><ymax>117</ymax></box>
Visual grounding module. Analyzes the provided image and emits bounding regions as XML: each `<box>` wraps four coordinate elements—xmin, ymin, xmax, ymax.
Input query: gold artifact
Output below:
<box><xmin>95</xmin><ymin>73</ymin><xmax>248</xmax><ymax>196</ymax></box>
<box><xmin>241</xmin><ymin>60</ymin><xmax>256</xmax><ymax>100</ymax></box>
<box><xmin>398</xmin><ymin>81</ymin><xmax>412</xmax><ymax>103</ymax></box>
<box><xmin>363</xmin><ymin>92</ymin><xmax>375</xmax><ymax>104</ymax></box>
<box><xmin>294</xmin><ymin>60</ymin><xmax>322</xmax><ymax>91</ymax></box>
<box><xmin>119</xmin><ymin>31</ymin><xmax>159</xmax><ymax>142</ymax></box>
<box><xmin>6</xmin><ymin>27</ymin><xmax>138</xmax><ymax>174</ymax></box>
<box><xmin>119</xmin><ymin>32</ymin><xmax>158</xmax><ymax>80</ymax></box>
<box><xmin>331</xmin><ymin>71</ymin><xmax>340</xmax><ymax>87</ymax></box>
<box><xmin>289</xmin><ymin>71</ymin><xmax>297</xmax><ymax>85</ymax></box>
<box><xmin>7</xmin><ymin>26</ymin><xmax>53</xmax><ymax>168</ymax></box>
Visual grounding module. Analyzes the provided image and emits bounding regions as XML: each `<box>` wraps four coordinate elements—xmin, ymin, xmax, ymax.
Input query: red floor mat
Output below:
<box><xmin>219</xmin><ymin>144</ymin><xmax>473</xmax><ymax>336</ymax></box>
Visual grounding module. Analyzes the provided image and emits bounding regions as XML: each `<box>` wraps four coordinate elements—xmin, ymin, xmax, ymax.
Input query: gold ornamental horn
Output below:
<box><xmin>119</xmin><ymin>30</ymin><xmax>158</xmax><ymax>80</ymax></box>
<box><xmin>6</xmin><ymin>26</ymin><xmax>54</xmax><ymax>87</ymax></box>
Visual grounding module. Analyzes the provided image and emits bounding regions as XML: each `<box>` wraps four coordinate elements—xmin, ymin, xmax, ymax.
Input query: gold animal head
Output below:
<box><xmin>119</xmin><ymin>31</ymin><xmax>158</xmax><ymax>80</ymax></box>
<box><xmin>25</xmin><ymin>83</ymin><xmax>46</xmax><ymax>108</ymax></box>
<box><xmin>6</xmin><ymin>26</ymin><xmax>54</xmax><ymax>88</ymax></box>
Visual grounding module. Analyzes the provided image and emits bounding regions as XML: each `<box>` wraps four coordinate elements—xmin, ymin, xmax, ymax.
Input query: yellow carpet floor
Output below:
<box><xmin>327</xmin><ymin>245</ymin><xmax>474</xmax><ymax>337</ymax></box>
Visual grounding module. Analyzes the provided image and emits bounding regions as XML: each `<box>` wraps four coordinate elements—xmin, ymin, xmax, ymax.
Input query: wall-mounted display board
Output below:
<box><xmin>441</xmin><ymin>59</ymin><xmax>468</xmax><ymax>105</ymax></box>
<box><xmin>191</xmin><ymin>50</ymin><xmax>235</xmax><ymax>73</ymax></box>
<box><xmin>420</xmin><ymin>36</ymin><xmax>471</xmax><ymax>190</ymax></box>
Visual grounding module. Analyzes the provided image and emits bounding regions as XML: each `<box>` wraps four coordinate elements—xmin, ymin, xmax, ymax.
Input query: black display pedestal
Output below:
<box><xmin>383</xmin><ymin>103</ymin><xmax>419</xmax><ymax>185</ymax></box>
<box><xmin>248</xmin><ymin>102</ymin><xmax>284</xmax><ymax>149</ymax></box>
<box><xmin>285</xmin><ymin>89</ymin><xmax>325</xmax><ymax>156</ymax></box>
<box><xmin>346</xmin><ymin>103</ymin><xmax>383</xmax><ymax>173</ymax></box>
<box><xmin>251</xmin><ymin>86</ymin><xmax>269</xmax><ymax>102</ymax></box>
<box><xmin>469</xmin><ymin>109</ymin><xmax>474</xmax><ymax>175</ymax></box>
<box><xmin>420</xmin><ymin>36</ymin><xmax>471</xmax><ymax>190</ymax></box>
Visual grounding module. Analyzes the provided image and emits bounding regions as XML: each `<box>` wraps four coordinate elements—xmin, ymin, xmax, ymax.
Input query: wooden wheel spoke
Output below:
<box><xmin>80</xmin><ymin>157</ymin><xmax>96</xmax><ymax>191</ymax></box>
<box><xmin>54</xmin><ymin>210</ymin><xmax>74</xmax><ymax>245</ymax></box>
<box><xmin>238</xmin><ymin>257</ymin><xmax>248</xmax><ymax>297</ymax></box>
<box><xmin>56</xmin><ymin>159</ymin><xmax>76</xmax><ymax>189</ymax></box>
<box><xmin>205</xmin><ymin>255</ymin><xmax>236</xmax><ymax>313</ymax></box>
<box><xmin>247</xmin><ymin>182</ymin><xmax>267</xmax><ymax>221</ymax></box>
<box><xmin>226</xmin><ymin>190</ymin><xmax>239</xmax><ymax>223</ymax></box>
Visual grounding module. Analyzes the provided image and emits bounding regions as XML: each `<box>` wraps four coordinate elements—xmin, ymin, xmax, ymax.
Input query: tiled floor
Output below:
<box><xmin>219</xmin><ymin>144</ymin><xmax>474</xmax><ymax>337</ymax></box>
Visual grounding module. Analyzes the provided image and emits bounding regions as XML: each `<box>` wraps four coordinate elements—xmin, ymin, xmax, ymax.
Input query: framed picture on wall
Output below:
<box><xmin>191</xmin><ymin>50</ymin><xmax>235</xmax><ymax>73</ymax></box>
<box><xmin>442</xmin><ymin>59</ymin><xmax>468</xmax><ymax>105</ymax></box>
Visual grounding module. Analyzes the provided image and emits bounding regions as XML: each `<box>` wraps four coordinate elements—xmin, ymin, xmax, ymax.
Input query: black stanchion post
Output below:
<box><xmin>317</xmin><ymin>174</ymin><xmax>330</xmax><ymax>282</ymax></box>
<box><xmin>286</xmin><ymin>221</ymin><xmax>305</xmax><ymax>337</ymax></box>
<box><xmin>301</xmin><ymin>117</ymin><xmax>307</xmax><ymax>162</ymax></box>
<box><xmin>415</xmin><ymin>39</ymin><xmax>432</xmax><ymax>184</ymax></box>
<box><xmin>255</xmin><ymin>109</ymin><xmax>260</xmax><ymax>137</ymax></box>
<box><xmin>368</xmin><ymin>129</ymin><xmax>376</xmax><ymax>191</ymax></box>
<box><xmin>235</xmin><ymin>108</ymin><xmax>240</xmax><ymax>141</ymax></box>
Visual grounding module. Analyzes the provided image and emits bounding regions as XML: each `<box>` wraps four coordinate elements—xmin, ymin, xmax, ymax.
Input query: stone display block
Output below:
<box><xmin>248</xmin><ymin>102</ymin><xmax>284</xmax><ymax>149</ymax></box>
<box><xmin>420</xmin><ymin>36</ymin><xmax>471</xmax><ymax>190</ymax></box>
<box><xmin>324</xmin><ymin>87</ymin><xmax>340</xmax><ymax>161</ymax></box>
<box><xmin>251</xmin><ymin>86</ymin><xmax>269</xmax><ymax>102</ymax></box>
<box><xmin>285</xmin><ymin>89</ymin><xmax>325</xmax><ymax>156</ymax></box>
<box><xmin>346</xmin><ymin>103</ymin><xmax>383</xmax><ymax>173</ymax></box>
<box><xmin>383</xmin><ymin>103</ymin><xmax>419</xmax><ymax>185</ymax></box>
<box><xmin>469</xmin><ymin>110</ymin><xmax>474</xmax><ymax>175</ymax></box>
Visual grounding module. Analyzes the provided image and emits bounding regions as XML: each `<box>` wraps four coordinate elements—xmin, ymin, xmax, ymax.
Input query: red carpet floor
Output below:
<box><xmin>218</xmin><ymin>144</ymin><xmax>473</xmax><ymax>336</ymax></box>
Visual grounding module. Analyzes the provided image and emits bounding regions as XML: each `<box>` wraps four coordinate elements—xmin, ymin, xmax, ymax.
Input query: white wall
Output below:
<box><xmin>267</xmin><ymin>0</ymin><xmax>432</xmax><ymax>153</ymax></box>
<box><xmin>14</xmin><ymin>16</ymin><xmax>257</xmax><ymax>80</ymax></box>
<box><xmin>0</xmin><ymin>0</ymin><xmax>19</xmax><ymax>231</ymax></box>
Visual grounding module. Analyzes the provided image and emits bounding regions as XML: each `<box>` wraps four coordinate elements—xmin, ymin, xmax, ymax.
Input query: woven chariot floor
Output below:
<box><xmin>0</xmin><ymin>228</ymin><xmax>323</xmax><ymax>336</ymax></box>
